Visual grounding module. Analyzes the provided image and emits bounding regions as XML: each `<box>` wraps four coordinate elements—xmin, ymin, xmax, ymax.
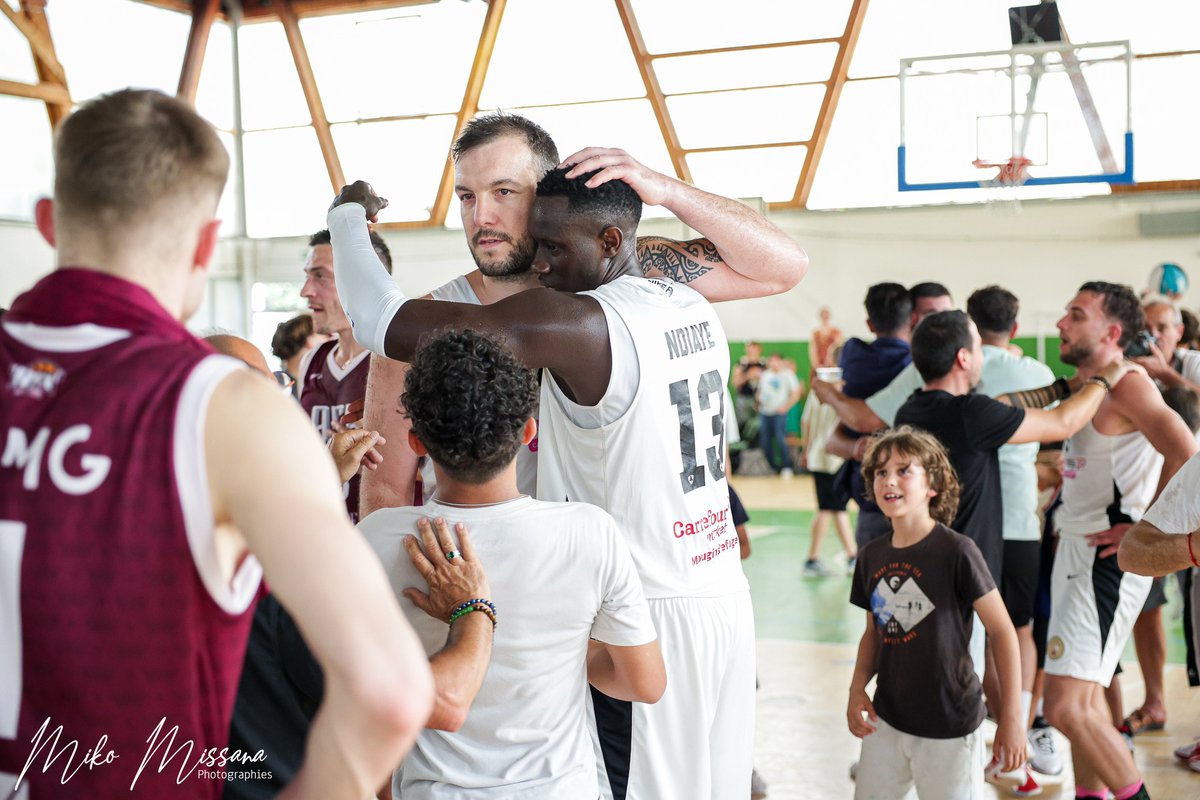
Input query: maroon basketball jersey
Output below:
<box><xmin>0</xmin><ymin>270</ymin><xmax>261</xmax><ymax>799</ymax></box>
<box><xmin>298</xmin><ymin>339</ymin><xmax>369</xmax><ymax>522</ymax></box>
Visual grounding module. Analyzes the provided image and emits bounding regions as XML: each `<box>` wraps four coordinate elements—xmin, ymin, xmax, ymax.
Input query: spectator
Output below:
<box><xmin>757</xmin><ymin>352</ymin><xmax>804</xmax><ymax>477</ymax></box>
<box><xmin>810</xmin><ymin>306</ymin><xmax>843</xmax><ymax>369</ymax></box>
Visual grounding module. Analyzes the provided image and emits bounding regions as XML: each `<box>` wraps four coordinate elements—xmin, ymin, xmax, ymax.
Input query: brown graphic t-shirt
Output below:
<box><xmin>850</xmin><ymin>523</ymin><xmax>996</xmax><ymax>739</ymax></box>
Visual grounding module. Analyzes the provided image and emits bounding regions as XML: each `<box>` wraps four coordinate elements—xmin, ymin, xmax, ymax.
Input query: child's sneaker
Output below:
<box><xmin>1010</xmin><ymin>767</ymin><xmax>1042</xmax><ymax>797</ymax></box>
<box><xmin>1027</xmin><ymin>725</ymin><xmax>1063</xmax><ymax>776</ymax></box>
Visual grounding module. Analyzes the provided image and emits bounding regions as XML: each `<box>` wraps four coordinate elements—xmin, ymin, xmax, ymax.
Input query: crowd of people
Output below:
<box><xmin>1</xmin><ymin>86</ymin><xmax>1198</xmax><ymax>800</ymax></box>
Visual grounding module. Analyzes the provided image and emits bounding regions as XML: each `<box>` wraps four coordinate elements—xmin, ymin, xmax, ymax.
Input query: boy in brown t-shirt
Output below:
<box><xmin>847</xmin><ymin>427</ymin><xmax>1025</xmax><ymax>798</ymax></box>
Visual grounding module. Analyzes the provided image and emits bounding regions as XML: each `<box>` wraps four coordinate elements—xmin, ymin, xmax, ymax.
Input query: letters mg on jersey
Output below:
<box><xmin>2</xmin><ymin>425</ymin><xmax>111</xmax><ymax>495</ymax></box>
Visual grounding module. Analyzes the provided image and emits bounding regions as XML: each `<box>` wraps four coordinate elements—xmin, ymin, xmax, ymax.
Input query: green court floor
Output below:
<box><xmin>742</xmin><ymin>508</ymin><xmax>1191</xmax><ymax>664</ymax></box>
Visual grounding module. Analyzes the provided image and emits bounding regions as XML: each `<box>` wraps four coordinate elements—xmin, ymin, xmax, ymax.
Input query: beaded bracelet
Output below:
<box><xmin>449</xmin><ymin>598</ymin><xmax>497</xmax><ymax>628</ymax></box>
<box><xmin>450</xmin><ymin>598</ymin><xmax>496</xmax><ymax>618</ymax></box>
<box><xmin>1188</xmin><ymin>530</ymin><xmax>1200</xmax><ymax>569</ymax></box>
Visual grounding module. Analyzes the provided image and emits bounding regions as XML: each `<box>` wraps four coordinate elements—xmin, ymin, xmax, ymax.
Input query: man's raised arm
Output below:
<box><xmin>562</xmin><ymin>148</ymin><xmax>808</xmax><ymax>301</ymax></box>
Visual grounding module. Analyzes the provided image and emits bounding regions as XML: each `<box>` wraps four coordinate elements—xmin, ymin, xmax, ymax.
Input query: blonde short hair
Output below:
<box><xmin>54</xmin><ymin>89</ymin><xmax>228</xmax><ymax>228</ymax></box>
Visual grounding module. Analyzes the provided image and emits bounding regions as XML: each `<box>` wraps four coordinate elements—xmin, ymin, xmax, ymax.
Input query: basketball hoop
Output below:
<box><xmin>973</xmin><ymin>156</ymin><xmax>1033</xmax><ymax>187</ymax></box>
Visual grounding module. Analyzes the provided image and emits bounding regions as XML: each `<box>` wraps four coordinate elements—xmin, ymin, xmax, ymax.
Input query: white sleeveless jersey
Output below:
<box><xmin>421</xmin><ymin>273</ymin><xmax>539</xmax><ymax>500</ymax></box>
<box><xmin>537</xmin><ymin>275</ymin><xmax>746</xmax><ymax>599</ymax></box>
<box><xmin>1057</xmin><ymin>421</ymin><xmax>1163</xmax><ymax>537</ymax></box>
<box><xmin>428</xmin><ymin>273</ymin><xmax>478</xmax><ymax>304</ymax></box>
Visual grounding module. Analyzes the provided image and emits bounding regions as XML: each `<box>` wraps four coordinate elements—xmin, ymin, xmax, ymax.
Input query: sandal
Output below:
<box><xmin>1124</xmin><ymin>707</ymin><xmax>1166</xmax><ymax>734</ymax></box>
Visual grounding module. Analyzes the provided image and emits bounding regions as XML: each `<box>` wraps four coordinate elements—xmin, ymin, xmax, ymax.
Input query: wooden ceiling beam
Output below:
<box><xmin>177</xmin><ymin>0</ymin><xmax>220</xmax><ymax>104</ymax></box>
<box><xmin>429</xmin><ymin>0</ymin><xmax>506</xmax><ymax>228</ymax></box>
<box><xmin>788</xmin><ymin>0</ymin><xmax>870</xmax><ymax>208</ymax></box>
<box><xmin>134</xmin><ymin>0</ymin><xmax>436</xmax><ymax>24</ymax></box>
<box><xmin>2</xmin><ymin>1</ymin><xmax>66</xmax><ymax>86</ymax></box>
<box><xmin>0</xmin><ymin>78</ymin><xmax>70</xmax><ymax>105</ymax></box>
<box><xmin>14</xmin><ymin>1</ymin><xmax>70</xmax><ymax>128</ymax></box>
<box><xmin>614</xmin><ymin>0</ymin><xmax>691</xmax><ymax>184</ymax></box>
<box><xmin>273</xmin><ymin>0</ymin><xmax>345</xmax><ymax>192</ymax></box>
<box><xmin>683</xmin><ymin>140</ymin><xmax>809</xmax><ymax>155</ymax></box>
<box><xmin>652</xmin><ymin>37</ymin><xmax>842</xmax><ymax>60</ymax></box>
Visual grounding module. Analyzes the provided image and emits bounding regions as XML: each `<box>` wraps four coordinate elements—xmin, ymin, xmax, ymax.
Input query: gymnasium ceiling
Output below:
<box><xmin>1</xmin><ymin>0</ymin><xmax>1197</xmax><ymax>238</ymax></box>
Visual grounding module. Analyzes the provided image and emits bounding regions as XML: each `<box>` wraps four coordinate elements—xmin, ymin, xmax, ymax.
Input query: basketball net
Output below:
<box><xmin>973</xmin><ymin>156</ymin><xmax>1033</xmax><ymax>188</ymax></box>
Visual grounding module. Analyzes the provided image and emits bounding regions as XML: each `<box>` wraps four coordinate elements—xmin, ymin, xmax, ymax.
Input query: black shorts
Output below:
<box><xmin>813</xmin><ymin>471</ymin><xmax>848</xmax><ymax>512</ymax></box>
<box><xmin>1141</xmin><ymin>575</ymin><xmax>1167</xmax><ymax>612</ymax></box>
<box><xmin>1002</xmin><ymin>540</ymin><xmax>1040</xmax><ymax>628</ymax></box>
<box><xmin>728</xmin><ymin>485</ymin><xmax>750</xmax><ymax>527</ymax></box>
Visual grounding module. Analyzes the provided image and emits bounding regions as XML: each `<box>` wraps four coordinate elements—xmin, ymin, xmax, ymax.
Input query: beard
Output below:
<box><xmin>1060</xmin><ymin>342</ymin><xmax>1092</xmax><ymax>366</ymax></box>
<box><xmin>470</xmin><ymin>230</ymin><xmax>537</xmax><ymax>281</ymax></box>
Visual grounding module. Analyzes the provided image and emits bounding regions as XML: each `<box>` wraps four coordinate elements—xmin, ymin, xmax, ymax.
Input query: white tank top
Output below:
<box><xmin>428</xmin><ymin>274</ymin><xmax>478</xmax><ymax>304</ymax></box>
<box><xmin>1057</xmin><ymin>421</ymin><xmax>1163</xmax><ymax>537</ymax></box>
<box><xmin>536</xmin><ymin>275</ymin><xmax>747</xmax><ymax>599</ymax></box>
<box><xmin>421</xmin><ymin>274</ymin><xmax>539</xmax><ymax>501</ymax></box>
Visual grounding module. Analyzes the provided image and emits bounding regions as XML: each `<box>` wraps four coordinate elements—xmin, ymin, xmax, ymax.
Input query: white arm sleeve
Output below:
<box><xmin>326</xmin><ymin>202</ymin><xmax>408</xmax><ymax>356</ymax></box>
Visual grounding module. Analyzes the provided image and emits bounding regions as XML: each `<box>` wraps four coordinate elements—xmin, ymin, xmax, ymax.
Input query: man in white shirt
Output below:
<box><xmin>756</xmin><ymin>352</ymin><xmax>803</xmax><ymax>477</ymax></box>
<box><xmin>359</xmin><ymin>329</ymin><xmax>664</xmax><ymax>799</ymax></box>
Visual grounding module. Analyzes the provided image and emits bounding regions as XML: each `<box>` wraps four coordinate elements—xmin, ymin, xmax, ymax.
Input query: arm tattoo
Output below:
<box><xmin>635</xmin><ymin>236</ymin><xmax>721</xmax><ymax>284</ymax></box>
<box><xmin>1002</xmin><ymin>378</ymin><xmax>1071</xmax><ymax>409</ymax></box>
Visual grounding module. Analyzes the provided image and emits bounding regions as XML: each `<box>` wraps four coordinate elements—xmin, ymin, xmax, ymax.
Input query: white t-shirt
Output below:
<box><xmin>537</xmin><ymin>276</ymin><xmax>747</xmax><ymax>599</ymax></box>
<box><xmin>358</xmin><ymin>496</ymin><xmax>656</xmax><ymax>800</ymax></box>
<box><xmin>756</xmin><ymin>368</ymin><xmax>800</xmax><ymax>413</ymax></box>
<box><xmin>976</xmin><ymin>345</ymin><xmax>1056</xmax><ymax>541</ymax></box>
<box><xmin>1142</xmin><ymin>449</ymin><xmax>1200</xmax><ymax>536</ymax></box>
<box><xmin>865</xmin><ymin>362</ymin><xmax>924</xmax><ymax>426</ymax></box>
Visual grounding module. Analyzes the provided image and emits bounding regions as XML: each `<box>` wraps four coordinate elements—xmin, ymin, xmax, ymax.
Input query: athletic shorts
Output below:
<box><xmin>1141</xmin><ymin>575</ymin><xmax>1167</xmax><ymax>612</ymax></box>
<box><xmin>1044</xmin><ymin>535</ymin><xmax>1151</xmax><ymax>686</ymax></box>
<box><xmin>1001</xmin><ymin>540</ymin><xmax>1040</xmax><ymax>628</ymax></box>
<box><xmin>854</xmin><ymin>717</ymin><xmax>985</xmax><ymax>800</ymax></box>
<box><xmin>590</xmin><ymin>591</ymin><xmax>756</xmax><ymax>800</ymax></box>
<box><xmin>813</xmin><ymin>471</ymin><xmax>849</xmax><ymax>512</ymax></box>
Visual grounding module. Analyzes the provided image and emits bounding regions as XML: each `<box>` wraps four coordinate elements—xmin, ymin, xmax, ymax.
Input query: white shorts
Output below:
<box><xmin>1045</xmin><ymin>535</ymin><xmax>1151</xmax><ymax>686</ymax></box>
<box><xmin>591</xmin><ymin>590</ymin><xmax>756</xmax><ymax>800</ymax></box>
<box><xmin>854</xmin><ymin>717</ymin><xmax>985</xmax><ymax>800</ymax></box>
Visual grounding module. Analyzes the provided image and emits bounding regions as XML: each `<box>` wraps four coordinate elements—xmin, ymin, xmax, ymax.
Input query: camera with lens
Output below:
<box><xmin>1124</xmin><ymin>330</ymin><xmax>1157</xmax><ymax>359</ymax></box>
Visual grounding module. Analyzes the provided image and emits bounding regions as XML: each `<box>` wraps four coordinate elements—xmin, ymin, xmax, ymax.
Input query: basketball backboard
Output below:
<box><xmin>898</xmin><ymin>40</ymin><xmax>1133</xmax><ymax>191</ymax></box>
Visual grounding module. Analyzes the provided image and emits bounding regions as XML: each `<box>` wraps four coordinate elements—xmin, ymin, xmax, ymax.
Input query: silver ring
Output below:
<box><xmin>445</xmin><ymin>550</ymin><xmax>461</xmax><ymax>561</ymax></box>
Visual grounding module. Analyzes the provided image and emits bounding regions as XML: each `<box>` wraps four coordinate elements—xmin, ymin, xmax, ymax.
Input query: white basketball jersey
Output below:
<box><xmin>537</xmin><ymin>275</ymin><xmax>746</xmax><ymax>599</ymax></box>
<box><xmin>422</xmin><ymin>273</ymin><xmax>539</xmax><ymax>500</ymax></box>
<box><xmin>1057</xmin><ymin>421</ymin><xmax>1163</xmax><ymax>537</ymax></box>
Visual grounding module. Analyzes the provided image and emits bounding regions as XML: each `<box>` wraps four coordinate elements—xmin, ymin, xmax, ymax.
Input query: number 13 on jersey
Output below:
<box><xmin>669</xmin><ymin>370</ymin><xmax>726</xmax><ymax>494</ymax></box>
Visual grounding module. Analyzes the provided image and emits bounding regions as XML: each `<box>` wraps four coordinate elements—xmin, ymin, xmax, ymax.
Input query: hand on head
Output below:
<box><xmin>559</xmin><ymin>147</ymin><xmax>674</xmax><ymax>207</ymax></box>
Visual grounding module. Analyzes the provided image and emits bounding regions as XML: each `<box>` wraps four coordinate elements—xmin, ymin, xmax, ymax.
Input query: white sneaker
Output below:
<box><xmin>802</xmin><ymin>559</ymin><xmax>828</xmax><ymax>577</ymax></box>
<box><xmin>1027</xmin><ymin>726</ymin><xmax>1063</xmax><ymax>776</ymax></box>
<box><xmin>780</xmin><ymin>467</ymin><xmax>794</xmax><ymax>479</ymax></box>
<box><xmin>1174</xmin><ymin>737</ymin><xmax>1200</xmax><ymax>760</ymax></box>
